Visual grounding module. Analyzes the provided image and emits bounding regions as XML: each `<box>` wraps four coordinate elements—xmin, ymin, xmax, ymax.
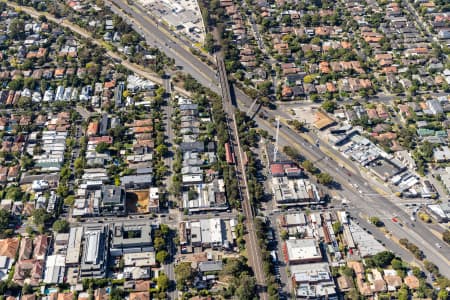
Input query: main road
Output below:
<box><xmin>105</xmin><ymin>0</ymin><xmax>220</xmax><ymax>92</ymax></box>
<box><xmin>105</xmin><ymin>0</ymin><xmax>450</xmax><ymax>276</ymax></box>
<box><xmin>254</xmin><ymin>116</ymin><xmax>450</xmax><ymax>277</ymax></box>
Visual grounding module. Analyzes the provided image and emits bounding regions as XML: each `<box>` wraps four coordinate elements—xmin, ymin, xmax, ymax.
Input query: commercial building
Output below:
<box><xmin>43</xmin><ymin>255</ymin><xmax>66</xmax><ymax>284</ymax></box>
<box><xmin>187</xmin><ymin>218</ymin><xmax>226</xmax><ymax>249</ymax></box>
<box><xmin>279</xmin><ymin>213</ymin><xmax>308</xmax><ymax>227</ymax></box>
<box><xmin>101</xmin><ymin>185</ymin><xmax>125</xmax><ymax>215</ymax></box>
<box><xmin>110</xmin><ymin>221</ymin><xmax>153</xmax><ymax>256</ymax></box>
<box><xmin>121</xmin><ymin>174</ymin><xmax>153</xmax><ymax>189</ymax></box>
<box><xmin>123</xmin><ymin>252</ymin><xmax>157</xmax><ymax>267</ymax></box>
<box><xmin>66</xmin><ymin>227</ymin><xmax>83</xmax><ymax>265</ymax></box>
<box><xmin>199</xmin><ymin>218</ymin><xmax>223</xmax><ymax>248</ymax></box>
<box><xmin>433</xmin><ymin>146</ymin><xmax>450</xmax><ymax>162</ymax></box>
<box><xmin>427</xmin><ymin>203</ymin><xmax>450</xmax><ymax>222</ymax></box>
<box><xmin>148</xmin><ymin>187</ymin><xmax>159</xmax><ymax>213</ymax></box>
<box><xmin>182</xmin><ymin>179</ymin><xmax>228</xmax><ymax>213</ymax></box>
<box><xmin>272</xmin><ymin>177</ymin><xmax>322</xmax><ymax>206</ymax></box>
<box><xmin>291</xmin><ymin>262</ymin><xmax>338</xmax><ymax>300</ymax></box>
<box><xmin>80</xmin><ymin>225</ymin><xmax>109</xmax><ymax>278</ymax></box>
<box><xmin>345</xmin><ymin>219</ymin><xmax>385</xmax><ymax>257</ymax></box>
<box><xmin>284</xmin><ymin>239</ymin><xmax>322</xmax><ymax>265</ymax></box>
<box><xmin>313</xmin><ymin>111</ymin><xmax>336</xmax><ymax>130</ymax></box>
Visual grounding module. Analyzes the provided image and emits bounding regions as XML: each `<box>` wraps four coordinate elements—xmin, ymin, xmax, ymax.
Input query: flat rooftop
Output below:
<box><xmin>66</xmin><ymin>227</ymin><xmax>83</xmax><ymax>265</ymax></box>
<box><xmin>285</xmin><ymin>239</ymin><xmax>322</xmax><ymax>262</ymax></box>
<box><xmin>112</xmin><ymin>221</ymin><xmax>153</xmax><ymax>248</ymax></box>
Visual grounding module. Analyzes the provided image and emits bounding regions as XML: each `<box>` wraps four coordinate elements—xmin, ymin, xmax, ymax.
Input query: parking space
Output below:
<box><xmin>139</xmin><ymin>0</ymin><xmax>205</xmax><ymax>43</ymax></box>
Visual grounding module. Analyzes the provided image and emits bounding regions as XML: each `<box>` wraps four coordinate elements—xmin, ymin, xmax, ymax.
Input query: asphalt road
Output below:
<box><xmin>162</xmin><ymin>76</ymin><xmax>179</xmax><ymax>300</ymax></box>
<box><xmin>105</xmin><ymin>0</ymin><xmax>221</xmax><ymax>92</ymax></box>
<box><xmin>104</xmin><ymin>0</ymin><xmax>450</xmax><ymax>276</ymax></box>
<box><xmin>253</xmin><ymin>115</ymin><xmax>450</xmax><ymax>277</ymax></box>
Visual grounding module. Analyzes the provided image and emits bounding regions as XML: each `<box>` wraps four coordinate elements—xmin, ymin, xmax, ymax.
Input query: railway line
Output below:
<box><xmin>216</xmin><ymin>55</ymin><xmax>267</xmax><ymax>299</ymax></box>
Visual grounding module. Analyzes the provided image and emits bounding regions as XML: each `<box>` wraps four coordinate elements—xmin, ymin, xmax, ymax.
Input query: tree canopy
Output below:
<box><xmin>157</xmin><ymin>273</ymin><xmax>169</xmax><ymax>292</ymax></box>
<box><xmin>32</xmin><ymin>208</ymin><xmax>51</xmax><ymax>225</ymax></box>
<box><xmin>0</xmin><ymin>209</ymin><xmax>10</xmax><ymax>231</ymax></box>
<box><xmin>372</xmin><ymin>251</ymin><xmax>395</xmax><ymax>268</ymax></box>
<box><xmin>52</xmin><ymin>219</ymin><xmax>69</xmax><ymax>233</ymax></box>
<box><xmin>174</xmin><ymin>262</ymin><xmax>194</xmax><ymax>290</ymax></box>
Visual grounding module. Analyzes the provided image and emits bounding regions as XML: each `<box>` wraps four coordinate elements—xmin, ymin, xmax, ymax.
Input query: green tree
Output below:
<box><xmin>21</xmin><ymin>154</ymin><xmax>34</xmax><ymax>170</ymax></box>
<box><xmin>52</xmin><ymin>219</ymin><xmax>69</xmax><ymax>233</ymax></box>
<box><xmin>25</xmin><ymin>225</ymin><xmax>34</xmax><ymax>236</ymax></box>
<box><xmin>316</xmin><ymin>172</ymin><xmax>333</xmax><ymax>185</ymax></box>
<box><xmin>188</xmin><ymin>189</ymin><xmax>198</xmax><ymax>200</ymax></box>
<box><xmin>321</xmin><ymin>100</ymin><xmax>337</xmax><ymax>113</ymax></box>
<box><xmin>341</xmin><ymin>266</ymin><xmax>354</xmax><ymax>277</ymax></box>
<box><xmin>57</xmin><ymin>183</ymin><xmax>69</xmax><ymax>198</ymax></box>
<box><xmin>283</xmin><ymin>146</ymin><xmax>301</xmax><ymax>160</ymax></box>
<box><xmin>332</xmin><ymin>221</ymin><xmax>342</xmax><ymax>234</ymax></box>
<box><xmin>438</xmin><ymin>289</ymin><xmax>448</xmax><ymax>300</ymax></box>
<box><xmin>9</xmin><ymin>19</ymin><xmax>25</xmax><ymax>39</ymax></box>
<box><xmin>303</xmin><ymin>75</ymin><xmax>315</xmax><ymax>84</ymax></box>
<box><xmin>398</xmin><ymin>286</ymin><xmax>409</xmax><ymax>300</ymax></box>
<box><xmin>5</xmin><ymin>186</ymin><xmax>23</xmax><ymax>201</ymax></box>
<box><xmin>288</xmin><ymin>119</ymin><xmax>304</xmax><ymax>131</ymax></box>
<box><xmin>0</xmin><ymin>209</ymin><xmax>10</xmax><ymax>231</ymax></box>
<box><xmin>155</xmin><ymin>144</ymin><xmax>168</xmax><ymax>157</ymax></box>
<box><xmin>157</xmin><ymin>273</ymin><xmax>169</xmax><ymax>291</ymax></box>
<box><xmin>32</xmin><ymin>208</ymin><xmax>51</xmax><ymax>225</ymax></box>
<box><xmin>95</xmin><ymin>142</ymin><xmax>109</xmax><ymax>153</ymax></box>
<box><xmin>443</xmin><ymin>230</ymin><xmax>450</xmax><ymax>245</ymax></box>
<box><xmin>235</xmin><ymin>273</ymin><xmax>256</xmax><ymax>300</ymax></box>
<box><xmin>64</xmin><ymin>195</ymin><xmax>76</xmax><ymax>207</ymax></box>
<box><xmin>391</xmin><ymin>258</ymin><xmax>403</xmax><ymax>270</ymax></box>
<box><xmin>156</xmin><ymin>250</ymin><xmax>169</xmax><ymax>264</ymax></box>
<box><xmin>160</xmin><ymin>224</ymin><xmax>170</xmax><ymax>236</ymax></box>
<box><xmin>110</xmin><ymin>287</ymin><xmax>124</xmax><ymax>300</ymax></box>
<box><xmin>154</xmin><ymin>237</ymin><xmax>166</xmax><ymax>251</ymax></box>
<box><xmin>221</xmin><ymin>258</ymin><xmax>248</xmax><ymax>277</ymax></box>
<box><xmin>37</xmin><ymin>224</ymin><xmax>45</xmax><ymax>234</ymax></box>
<box><xmin>373</xmin><ymin>251</ymin><xmax>395</xmax><ymax>268</ymax></box>
<box><xmin>174</xmin><ymin>262</ymin><xmax>194</xmax><ymax>290</ymax></box>
<box><xmin>301</xmin><ymin>160</ymin><xmax>317</xmax><ymax>173</ymax></box>
<box><xmin>423</xmin><ymin>260</ymin><xmax>439</xmax><ymax>274</ymax></box>
<box><xmin>8</xmin><ymin>78</ymin><xmax>24</xmax><ymax>91</ymax></box>
<box><xmin>204</xmin><ymin>33</ymin><xmax>215</xmax><ymax>53</ymax></box>
<box><xmin>21</xmin><ymin>284</ymin><xmax>33</xmax><ymax>295</ymax></box>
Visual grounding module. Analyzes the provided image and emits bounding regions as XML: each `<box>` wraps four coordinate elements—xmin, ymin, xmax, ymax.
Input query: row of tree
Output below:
<box><xmin>284</xmin><ymin>145</ymin><xmax>334</xmax><ymax>186</ymax></box>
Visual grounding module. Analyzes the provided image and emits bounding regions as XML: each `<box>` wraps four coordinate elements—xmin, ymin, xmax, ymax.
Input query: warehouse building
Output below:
<box><xmin>43</xmin><ymin>255</ymin><xmax>66</xmax><ymax>284</ymax></box>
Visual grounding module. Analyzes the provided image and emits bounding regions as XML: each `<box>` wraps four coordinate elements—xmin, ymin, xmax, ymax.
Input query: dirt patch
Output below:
<box><xmin>126</xmin><ymin>190</ymin><xmax>149</xmax><ymax>213</ymax></box>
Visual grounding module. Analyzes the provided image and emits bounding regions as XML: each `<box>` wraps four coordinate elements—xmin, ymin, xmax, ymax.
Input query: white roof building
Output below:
<box><xmin>200</xmin><ymin>218</ymin><xmax>222</xmax><ymax>248</ymax></box>
<box><xmin>66</xmin><ymin>227</ymin><xmax>83</xmax><ymax>265</ymax></box>
<box><xmin>285</xmin><ymin>239</ymin><xmax>322</xmax><ymax>264</ymax></box>
<box><xmin>123</xmin><ymin>252</ymin><xmax>156</xmax><ymax>267</ymax></box>
<box><xmin>44</xmin><ymin>255</ymin><xmax>66</xmax><ymax>284</ymax></box>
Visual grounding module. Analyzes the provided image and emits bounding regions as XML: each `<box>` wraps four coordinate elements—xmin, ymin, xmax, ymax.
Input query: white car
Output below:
<box><xmin>435</xmin><ymin>243</ymin><xmax>442</xmax><ymax>249</ymax></box>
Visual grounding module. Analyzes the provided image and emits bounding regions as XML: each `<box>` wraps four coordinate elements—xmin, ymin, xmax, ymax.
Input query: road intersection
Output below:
<box><xmin>102</xmin><ymin>0</ymin><xmax>450</xmax><ymax>277</ymax></box>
